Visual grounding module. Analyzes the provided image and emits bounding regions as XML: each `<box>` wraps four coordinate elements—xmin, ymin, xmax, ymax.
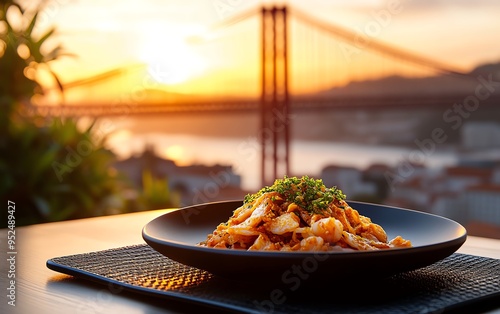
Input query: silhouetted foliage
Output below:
<box><xmin>0</xmin><ymin>1</ymin><xmax>171</xmax><ymax>226</ymax></box>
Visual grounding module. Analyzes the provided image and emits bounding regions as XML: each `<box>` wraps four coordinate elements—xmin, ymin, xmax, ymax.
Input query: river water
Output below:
<box><xmin>100</xmin><ymin>114</ymin><xmax>459</xmax><ymax>191</ymax></box>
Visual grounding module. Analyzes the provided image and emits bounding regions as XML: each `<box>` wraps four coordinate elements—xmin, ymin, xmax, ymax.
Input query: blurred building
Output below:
<box><xmin>387</xmin><ymin>163</ymin><xmax>500</xmax><ymax>238</ymax></box>
<box><xmin>461</xmin><ymin>122</ymin><xmax>500</xmax><ymax>150</ymax></box>
<box><xmin>320</xmin><ymin>158</ymin><xmax>500</xmax><ymax>238</ymax></box>
<box><xmin>321</xmin><ymin>165</ymin><xmax>377</xmax><ymax>199</ymax></box>
<box><xmin>114</xmin><ymin>145</ymin><xmax>247</xmax><ymax>207</ymax></box>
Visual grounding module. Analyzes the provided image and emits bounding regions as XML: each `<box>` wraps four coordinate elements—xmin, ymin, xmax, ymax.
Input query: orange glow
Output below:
<box><xmin>28</xmin><ymin>1</ymin><xmax>500</xmax><ymax>104</ymax></box>
<box><xmin>160</xmin><ymin>145</ymin><xmax>188</xmax><ymax>165</ymax></box>
<box><xmin>137</xmin><ymin>25</ymin><xmax>208</xmax><ymax>85</ymax></box>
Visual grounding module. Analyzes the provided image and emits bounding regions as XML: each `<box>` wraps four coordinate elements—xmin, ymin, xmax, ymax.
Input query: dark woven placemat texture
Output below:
<box><xmin>47</xmin><ymin>244</ymin><xmax>500</xmax><ymax>314</ymax></box>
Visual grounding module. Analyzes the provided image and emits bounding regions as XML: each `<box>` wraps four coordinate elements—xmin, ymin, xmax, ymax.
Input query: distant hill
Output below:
<box><xmin>318</xmin><ymin>61</ymin><xmax>500</xmax><ymax>97</ymax></box>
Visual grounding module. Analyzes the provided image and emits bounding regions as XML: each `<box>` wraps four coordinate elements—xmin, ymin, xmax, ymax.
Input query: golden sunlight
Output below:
<box><xmin>161</xmin><ymin>145</ymin><xmax>187</xmax><ymax>165</ymax></box>
<box><xmin>138</xmin><ymin>30</ymin><xmax>207</xmax><ymax>85</ymax></box>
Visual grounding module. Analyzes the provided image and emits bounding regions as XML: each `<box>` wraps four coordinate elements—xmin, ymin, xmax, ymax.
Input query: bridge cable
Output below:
<box><xmin>289</xmin><ymin>6</ymin><xmax>472</xmax><ymax>79</ymax></box>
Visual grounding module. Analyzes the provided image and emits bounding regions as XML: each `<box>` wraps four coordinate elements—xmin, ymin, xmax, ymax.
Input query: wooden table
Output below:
<box><xmin>1</xmin><ymin>209</ymin><xmax>500</xmax><ymax>314</ymax></box>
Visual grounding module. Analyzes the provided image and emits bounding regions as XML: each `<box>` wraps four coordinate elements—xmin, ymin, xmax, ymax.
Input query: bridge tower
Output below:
<box><xmin>260</xmin><ymin>6</ymin><xmax>290</xmax><ymax>186</ymax></box>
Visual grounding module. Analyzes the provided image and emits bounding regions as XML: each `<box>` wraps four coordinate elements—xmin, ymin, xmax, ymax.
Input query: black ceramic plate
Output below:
<box><xmin>142</xmin><ymin>200</ymin><xmax>467</xmax><ymax>281</ymax></box>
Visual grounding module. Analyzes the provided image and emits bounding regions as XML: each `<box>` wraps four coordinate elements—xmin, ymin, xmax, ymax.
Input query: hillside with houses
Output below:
<box><xmin>320</xmin><ymin>158</ymin><xmax>500</xmax><ymax>239</ymax></box>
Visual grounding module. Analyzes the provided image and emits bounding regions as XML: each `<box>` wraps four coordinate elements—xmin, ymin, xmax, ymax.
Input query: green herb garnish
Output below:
<box><xmin>243</xmin><ymin>176</ymin><xmax>346</xmax><ymax>213</ymax></box>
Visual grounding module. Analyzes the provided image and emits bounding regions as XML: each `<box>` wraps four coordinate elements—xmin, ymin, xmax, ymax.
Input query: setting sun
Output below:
<box><xmin>138</xmin><ymin>28</ymin><xmax>207</xmax><ymax>85</ymax></box>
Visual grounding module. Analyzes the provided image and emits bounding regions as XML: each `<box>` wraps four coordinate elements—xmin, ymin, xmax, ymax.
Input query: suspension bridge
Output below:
<box><xmin>30</xmin><ymin>5</ymin><xmax>499</xmax><ymax>185</ymax></box>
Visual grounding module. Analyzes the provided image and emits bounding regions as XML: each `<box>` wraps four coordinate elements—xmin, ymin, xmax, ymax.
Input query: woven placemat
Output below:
<box><xmin>47</xmin><ymin>244</ymin><xmax>500</xmax><ymax>314</ymax></box>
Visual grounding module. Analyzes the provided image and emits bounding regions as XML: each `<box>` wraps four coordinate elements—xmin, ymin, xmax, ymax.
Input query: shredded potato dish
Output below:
<box><xmin>200</xmin><ymin>176</ymin><xmax>411</xmax><ymax>251</ymax></box>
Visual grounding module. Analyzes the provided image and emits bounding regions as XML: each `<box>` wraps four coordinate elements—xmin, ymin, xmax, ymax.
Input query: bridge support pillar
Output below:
<box><xmin>260</xmin><ymin>6</ymin><xmax>290</xmax><ymax>186</ymax></box>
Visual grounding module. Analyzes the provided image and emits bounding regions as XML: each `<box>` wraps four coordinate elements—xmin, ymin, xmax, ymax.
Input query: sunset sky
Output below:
<box><xmin>19</xmin><ymin>0</ymin><xmax>500</xmax><ymax>104</ymax></box>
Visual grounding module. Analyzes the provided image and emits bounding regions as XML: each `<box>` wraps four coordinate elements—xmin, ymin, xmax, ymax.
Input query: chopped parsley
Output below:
<box><xmin>244</xmin><ymin>176</ymin><xmax>346</xmax><ymax>213</ymax></box>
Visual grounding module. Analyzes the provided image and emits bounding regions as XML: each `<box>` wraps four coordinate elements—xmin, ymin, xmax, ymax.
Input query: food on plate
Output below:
<box><xmin>200</xmin><ymin>176</ymin><xmax>412</xmax><ymax>251</ymax></box>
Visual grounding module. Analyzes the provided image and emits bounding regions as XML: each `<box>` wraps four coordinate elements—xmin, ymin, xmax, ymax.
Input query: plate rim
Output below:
<box><xmin>142</xmin><ymin>199</ymin><xmax>467</xmax><ymax>258</ymax></box>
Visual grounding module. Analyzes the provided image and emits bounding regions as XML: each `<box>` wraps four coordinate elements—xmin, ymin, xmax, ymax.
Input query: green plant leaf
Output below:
<box><xmin>46</xmin><ymin>65</ymin><xmax>64</xmax><ymax>93</ymax></box>
<box><xmin>25</xmin><ymin>11</ymin><xmax>38</xmax><ymax>37</ymax></box>
<box><xmin>31</xmin><ymin>143</ymin><xmax>59</xmax><ymax>179</ymax></box>
<box><xmin>31</xmin><ymin>27</ymin><xmax>54</xmax><ymax>61</ymax></box>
